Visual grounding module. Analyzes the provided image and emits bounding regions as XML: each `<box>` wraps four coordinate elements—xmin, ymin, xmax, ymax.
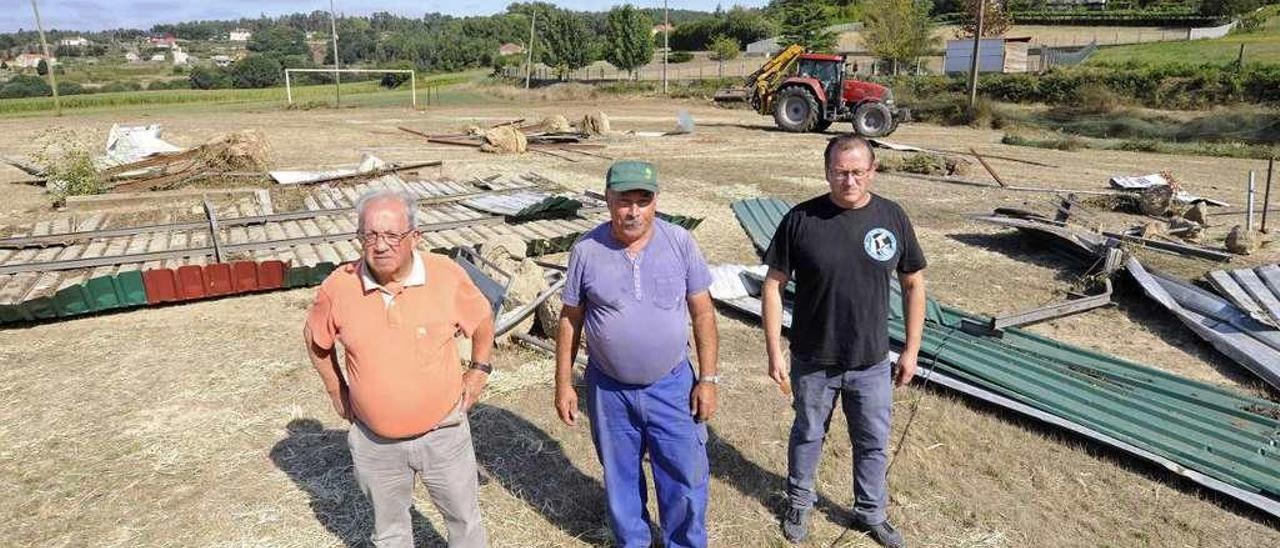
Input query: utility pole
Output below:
<box><xmin>30</xmin><ymin>0</ymin><xmax>60</xmax><ymax>117</ymax></box>
<box><xmin>329</xmin><ymin>0</ymin><xmax>341</xmax><ymax>107</ymax></box>
<box><xmin>663</xmin><ymin>0</ymin><xmax>669</xmax><ymax>95</ymax></box>
<box><xmin>966</xmin><ymin>0</ymin><xmax>986</xmax><ymax>110</ymax></box>
<box><xmin>525</xmin><ymin>12</ymin><xmax>535</xmax><ymax>89</ymax></box>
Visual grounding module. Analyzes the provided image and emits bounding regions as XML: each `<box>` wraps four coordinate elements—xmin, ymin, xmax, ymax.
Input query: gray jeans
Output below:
<box><xmin>347</xmin><ymin>403</ymin><xmax>487</xmax><ymax>548</ymax></box>
<box><xmin>786</xmin><ymin>355</ymin><xmax>893</xmax><ymax>526</ymax></box>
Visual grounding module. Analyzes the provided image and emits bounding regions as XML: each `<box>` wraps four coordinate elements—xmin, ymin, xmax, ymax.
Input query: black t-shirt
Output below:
<box><xmin>763</xmin><ymin>193</ymin><xmax>926</xmax><ymax>368</ymax></box>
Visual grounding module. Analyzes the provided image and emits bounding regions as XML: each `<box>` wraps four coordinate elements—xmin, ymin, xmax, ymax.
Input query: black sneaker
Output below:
<box><xmin>857</xmin><ymin>520</ymin><xmax>906</xmax><ymax>548</ymax></box>
<box><xmin>781</xmin><ymin>506</ymin><xmax>812</xmax><ymax>543</ymax></box>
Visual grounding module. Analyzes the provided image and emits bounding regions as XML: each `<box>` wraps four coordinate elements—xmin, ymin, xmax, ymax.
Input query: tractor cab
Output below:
<box><xmin>795</xmin><ymin>53</ymin><xmax>845</xmax><ymax>115</ymax></box>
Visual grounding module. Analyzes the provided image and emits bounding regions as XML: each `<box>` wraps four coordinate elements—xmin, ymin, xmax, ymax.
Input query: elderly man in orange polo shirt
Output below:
<box><xmin>304</xmin><ymin>189</ymin><xmax>495</xmax><ymax>548</ymax></box>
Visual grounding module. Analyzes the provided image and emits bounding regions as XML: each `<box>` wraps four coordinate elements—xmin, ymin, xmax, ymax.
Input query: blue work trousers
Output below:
<box><xmin>586</xmin><ymin>361</ymin><xmax>710</xmax><ymax>548</ymax></box>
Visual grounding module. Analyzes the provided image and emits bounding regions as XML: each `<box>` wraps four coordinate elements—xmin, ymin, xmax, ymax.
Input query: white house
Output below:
<box><xmin>172</xmin><ymin>47</ymin><xmax>190</xmax><ymax>66</ymax></box>
<box><xmin>124</xmin><ymin>52</ymin><xmax>141</xmax><ymax>63</ymax></box>
<box><xmin>211</xmin><ymin>55</ymin><xmax>233</xmax><ymax>67</ymax></box>
<box><xmin>229</xmin><ymin>28</ymin><xmax>252</xmax><ymax>42</ymax></box>
<box><xmin>58</xmin><ymin>36</ymin><xmax>91</xmax><ymax>47</ymax></box>
<box><xmin>150</xmin><ymin>53</ymin><xmax>167</xmax><ymax>62</ymax></box>
<box><xmin>13</xmin><ymin>53</ymin><xmax>56</xmax><ymax>69</ymax></box>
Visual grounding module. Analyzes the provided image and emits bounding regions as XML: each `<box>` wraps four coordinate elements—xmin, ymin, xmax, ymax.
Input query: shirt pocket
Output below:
<box><xmin>653</xmin><ymin>266</ymin><xmax>686</xmax><ymax>310</ymax></box>
<box><xmin>412</xmin><ymin>317</ymin><xmax>457</xmax><ymax>369</ymax></box>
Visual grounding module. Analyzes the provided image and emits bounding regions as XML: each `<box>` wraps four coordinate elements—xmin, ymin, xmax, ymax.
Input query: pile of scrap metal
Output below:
<box><xmin>725</xmin><ymin>197</ymin><xmax>1280</xmax><ymax>518</ymax></box>
<box><xmin>0</xmin><ymin>171</ymin><xmax>701</xmax><ymax>325</ymax></box>
<box><xmin>974</xmin><ymin>206</ymin><xmax>1280</xmax><ymax>392</ymax></box>
<box><xmin>398</xmin><ymin>116</ymin><xmax>613</xmax><ymax>162</ymax></box>
<box><xmin>1105</xmin><ymin>172</ymin><xmax>1229</xmax><ymax>247</ymax></box>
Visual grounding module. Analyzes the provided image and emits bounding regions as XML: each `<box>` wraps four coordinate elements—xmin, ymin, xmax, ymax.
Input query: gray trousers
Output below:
<box><xmin>786</xmin><ymin>355</ymin><xmax>893</xmax><ymax>526</ymax></box>
<box><xmin>347</xmin><ymin>404</ymin><xmax>487</xmax><ymax>548</ymax></box>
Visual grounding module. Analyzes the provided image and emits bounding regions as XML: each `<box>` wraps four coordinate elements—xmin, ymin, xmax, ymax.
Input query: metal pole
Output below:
<box><xmin>410</xmin><ymin>72</ymin><xmax>417</xmax><ymax>109</ymax></box>
<box><xmin>285</xmin><ymin>70</ymin><xmax>292</xmax><ymax>104</ymax></box>
<box><xmin>1247</xmin><ymin>171</ymin><xmax>1256</xmax><ymax>233</ymax></box>
<box><xmin>967</xmin><ymin>0</ymin><xmax>986</xmax><ymax>110</ymax></box>
<box><xmin>30</xmin><ymin>0</ymin><xmax>60</xmax><ymax>117</ymax></box>
<box><xmin>1263</xmin><ymin>158</ymin><xmax>1274</xmax><ymax>233</ymax></box>
<box><xmin>525</xmin><ymin>12</ymin><xmax>535</xmax><ymax>89</ymax></box>
<box><xmin>663</xmin><ymin>0</ymin><xmax>669</xmax><ymax>95</ymax></box>
<box><xmin>329</xmin><ymin>0</ymin><xmax>341</xmax><ymax>107</ymax></box>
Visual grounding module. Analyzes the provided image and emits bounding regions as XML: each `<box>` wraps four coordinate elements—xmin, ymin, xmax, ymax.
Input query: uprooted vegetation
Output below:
<box><xmin>31</xmin><ymin>128</ymin><xmax>104</xmax><ymax>203</ymax></box>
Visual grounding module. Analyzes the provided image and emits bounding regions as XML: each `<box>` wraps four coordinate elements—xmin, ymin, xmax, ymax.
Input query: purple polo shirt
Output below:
<box><xmin>562</xmin><ymin>219</ymin><xmax>713</xmax><ymax>385</ymax></box>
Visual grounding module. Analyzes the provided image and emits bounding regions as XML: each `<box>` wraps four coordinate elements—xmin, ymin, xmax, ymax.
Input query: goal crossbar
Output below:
<box><xmin>284</xmin><ymin>68</ymin><xmax>418</xmax><ymax>108</ymax></box>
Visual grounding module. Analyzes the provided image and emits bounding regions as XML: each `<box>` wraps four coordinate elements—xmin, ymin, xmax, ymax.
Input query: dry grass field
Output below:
<box><xmin>1</xmin><ymin>89</ymin><xmax>1277</xmax><ymax>547</ymax></box>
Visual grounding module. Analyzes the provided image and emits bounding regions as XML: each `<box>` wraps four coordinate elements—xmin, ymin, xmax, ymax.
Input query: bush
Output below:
<box><xmin>668</xmin><ymin>51</ymin><xmax>694</xmax><ymax>63</ymax></box>
<box><xmin>189</xmin><ymin>66</ymin><xmax>231</xmax><ymax>90</ymax></box>
<box><xmin>0</xmin><ymin>75</ymin><xmax>52</xmax><ymax>98</ymax></box>
<box><xmin>230</xmin><ymin>55</ymin><xmax>282</xmax><ymax>89</ymax></box>
<box><xmin>378</xmin><ymin>61</ymin><xmax>415</xmax><ymax>89</ymax></box>
<box><xmin>56</xmin><ymin>82</ymin><xmax>84</xmax><ymax>95</ymax></box>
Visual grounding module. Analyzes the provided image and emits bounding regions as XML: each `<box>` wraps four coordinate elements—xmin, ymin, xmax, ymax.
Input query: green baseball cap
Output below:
<box><xmin>605</xmin><ymin>160</ymin><xmax>659</xmax><ymax>194</ymax></box>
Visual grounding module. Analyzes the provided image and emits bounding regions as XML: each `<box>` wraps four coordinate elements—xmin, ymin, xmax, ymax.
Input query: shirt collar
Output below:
<box><xmin>359</xmin><ymin>250</ymin><xmax>426</xmax><ymax>294</ymax></box>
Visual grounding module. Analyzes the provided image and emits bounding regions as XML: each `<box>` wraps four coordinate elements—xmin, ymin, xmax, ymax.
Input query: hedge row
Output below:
<box><xmin>884</xmin><ymin>64</ymin><xmax>1280</xmax><ymax>109</ymax></box>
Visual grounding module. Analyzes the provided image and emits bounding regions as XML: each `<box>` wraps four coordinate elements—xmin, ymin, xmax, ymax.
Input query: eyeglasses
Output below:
<box><xmin>829</xmin><ymin>168</ymin><xmax>873</xmax><ymax>180</ymax></box>
<box><xmin>356</xmin><ymin>229</ymin><xmax>416</xmax><ymax>246</ymax></box>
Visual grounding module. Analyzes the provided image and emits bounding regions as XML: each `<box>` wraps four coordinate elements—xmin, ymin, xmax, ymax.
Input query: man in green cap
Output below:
<box><xmin>555</xmin><ymin>160</ymin><xmax>720</xmax><ymax>547</ymax></box>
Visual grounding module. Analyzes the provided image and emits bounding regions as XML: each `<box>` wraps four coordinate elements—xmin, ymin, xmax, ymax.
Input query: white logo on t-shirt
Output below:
<box><xmin>864</xmin><ymin>228</ymin><xmax>897</xmax><ymax>262</ymax></box>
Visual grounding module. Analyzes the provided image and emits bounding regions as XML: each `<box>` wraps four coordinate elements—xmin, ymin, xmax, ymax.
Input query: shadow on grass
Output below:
<box><xmin>469</xmin><ymin>402</ymin><xmax>612</xmax><ymax>544</ymax></box>
<box><xmin>270</xmin><ymin>418</ymin><xmax>446</xmax><ymax>547</ymax></box>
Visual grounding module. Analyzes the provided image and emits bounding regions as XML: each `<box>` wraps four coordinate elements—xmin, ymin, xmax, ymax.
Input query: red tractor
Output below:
<box><xmin>715</xmin><ymin>45</ymin><xmax>908</xmax><ymax>137</ymax></box>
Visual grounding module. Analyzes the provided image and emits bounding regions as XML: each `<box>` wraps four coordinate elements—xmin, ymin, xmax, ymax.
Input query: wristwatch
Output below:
<box><xmin>699</xmin><ymin>374</ymin><xmax>722</xmax><ymax>385</ymax></box>
<box><xmin>468</xmin><ymin>361</ymin><xmax>493</xmax><ymax>374</ymax></box>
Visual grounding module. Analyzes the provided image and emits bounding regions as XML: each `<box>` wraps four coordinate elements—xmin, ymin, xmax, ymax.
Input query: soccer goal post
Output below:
<box><xmin>283</xmin><ymin>68</ymin><xmax>418</xmax><ymax>108</ymax></box>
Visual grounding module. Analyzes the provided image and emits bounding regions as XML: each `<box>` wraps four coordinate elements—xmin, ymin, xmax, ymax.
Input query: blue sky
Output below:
<box><xmin>5</xmin><ymin>1</ymin><xmax>768</xmax><ymax>33</ymax></box>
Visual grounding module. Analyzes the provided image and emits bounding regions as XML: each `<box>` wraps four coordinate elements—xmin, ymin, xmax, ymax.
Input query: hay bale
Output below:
<box><xmin>580</xmin><ymin>112</ymin><xmax>611</xmax><ymax>136</ymax></box>
<box><xmin>1137</xmin><ymin>185</ymin><xmax>1173</xmax><ymax>217</ymax></box>
<box><xmin>481</xmin><ymin>234</ymin><xmax>528</xmax><ymax>265</ymax></box>
<box><xmin>1184</xmin><ymin>202</ymin><xmax>1210</xmax><ymax>227</ymax></box>
<box><xmin>1226</xmin><ymin>225</ymin><xmax>1258</xmax><ymax>255</ymax></box>
<box><xmin>536</xmin><ymin>291</ymin><xmax>563</xmax><ymax>338</ymax></box>
<box><xmin>196</xmin><ymin>130</ymin><xmax>269</xmax><ymax>173</ymax></box>
<box><xmin>480</xmin><ymin>125</ymin><xmax>527</xmax><ymax>154</ymax></box>
<box><xmin>499</xmin><ymin>258</ymin><xmax>549</xmax><ymax>343</ymax></box>
<box><xmin>537</xmin><ymin>115</ymin><xmax>572</xmax><ymax>133</ymax></box>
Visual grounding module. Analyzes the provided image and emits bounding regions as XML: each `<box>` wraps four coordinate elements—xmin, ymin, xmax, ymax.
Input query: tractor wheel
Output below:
<box><xmin>773</xmin><ymin>87</ymin><xmax>819</xmax><ymax>133</ymax></box>
<box><xmin>812</xmin><ymin>119</ymin><xmax>833</xmax><ymax>133</ymax></box>
<box><xmin>853</xmin><ymin>101</ymin><xmax>894</xmax><ymax>137</ymax></box>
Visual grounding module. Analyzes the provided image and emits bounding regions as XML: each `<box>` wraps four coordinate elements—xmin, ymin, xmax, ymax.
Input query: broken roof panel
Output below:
<box><xmin>1207</xmin><ymin>265</ymin><xmax>1280</xmax><ymax>328</ymax></box>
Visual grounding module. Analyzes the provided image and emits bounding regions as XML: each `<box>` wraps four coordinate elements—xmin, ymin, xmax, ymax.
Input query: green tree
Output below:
<box><xmin>605</xmin><ymin>5</ymin><xmax>654</xmax><ymax>79</ymax></box>
<box><xmin>36</xmin><ymin>59</ymin><xmax>48</xmax><ymax>76</ymax></box>
<box><xmin>862</xmin><ymin>0</ymin><xmax>938</xmax><ymax>74</ymax></box>
<box><xmin>775</xmin><ymin>0</ymin><xmax>838</xmax><ymax>52</ymax></box>
<box><xmin>248</xmin><ymin>25</ymin><xmax>306</xmax><ymax>59</ymax></box>
<box><xmin>542</xmin><ymin>11</ymin><xmax>591</xmax><ymax>79</ymax></box>
<box><xmin>709</xmin><ymin>34</ymin><xmax>740</xmax><ymax>78</ymax></box>
<box><xmin>229</xmin><ymin>55</ymin><xmax>282</xmax><ymax>88</ymax></box>
<box><xmin>1199</xmin><ymin>0</ymin><xmax>1262</xmax><ymax>17</ymax></box>
<box><xmin>955</xmin><ymin>0</ymin><xmax>1012</xmax><ymax>38</ymax></box>
<box><xmin>189</xmin><ymin>65</ymin><xmax>231</xmax><ymax>89</ymax></box>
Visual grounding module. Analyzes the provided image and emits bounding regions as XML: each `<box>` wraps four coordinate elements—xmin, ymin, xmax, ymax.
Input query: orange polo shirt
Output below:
<box><xmin>305</xmin><ymin>252</ymin><xmax>493</xmax><ymax>438</ymax></box>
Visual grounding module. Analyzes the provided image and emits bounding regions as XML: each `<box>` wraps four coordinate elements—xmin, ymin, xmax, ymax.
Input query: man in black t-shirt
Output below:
<box><xmin>762</xmin><ymin>134</ymin><xmax>927</xmax><ymax>547</ymax></box>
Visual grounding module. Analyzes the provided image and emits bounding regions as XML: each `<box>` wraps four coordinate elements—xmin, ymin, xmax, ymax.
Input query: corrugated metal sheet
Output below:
<box><xmin>1207</xmin><ymin>265</ymin><xmax>1280</xmax><ymax>328</ymax></box>
<box><xmin>726</xmin><ymin>198</ymin><xmax>1280</xmax><ymax>518</ymax></box>
<box><xmin>462</xmin><ymin>190</ymin><xmax>587</xmax><ymax>220</ymax></box>
<box><xmin>730</xmin><ymin>198</ymin><xmax>793</xmax><ymax>255</ymax></box>
<box><xmin>1127</xmin><ymin>260</ymin><xmax>1280</xmax><ymax>391</ymax></box>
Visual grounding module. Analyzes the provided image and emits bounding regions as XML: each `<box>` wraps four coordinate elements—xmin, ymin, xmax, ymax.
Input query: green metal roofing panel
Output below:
<box><xmin>728</xmin><ymin>198</ymin><xmax>1280</xmax><ymax>517</ymax></box>
<box><xmin>731</xmin><ymin>198</ymin><xmax>792</xmax><ymax>255</ymax></box>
